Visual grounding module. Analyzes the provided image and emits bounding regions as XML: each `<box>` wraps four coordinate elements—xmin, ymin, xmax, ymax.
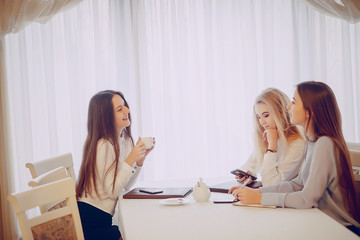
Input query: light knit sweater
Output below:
<box><xmin>79</xmin><ymin>137</ymin><xmax>141</xmax><ymax>215</ymax></box>
<box><xmin>241</xmin><ymin>138</ymin><xmax>306</xmax><ymax>186</ymax></box>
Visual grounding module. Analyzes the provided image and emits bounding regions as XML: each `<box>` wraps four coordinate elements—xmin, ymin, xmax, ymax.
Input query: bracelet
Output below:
<box><xmin>266</xmin><ymin>148</ymin><xmax>277</xmax><ymax>153</ymax></box>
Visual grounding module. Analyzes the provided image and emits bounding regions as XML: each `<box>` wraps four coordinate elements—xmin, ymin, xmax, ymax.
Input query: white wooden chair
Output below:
<box><xmin>350</xmin><ymin>150</ymin><xmax>360</xmax><ymax>181</ymax></box>
<box><xmin>28</xmin><ymin>167</ymin><xmax>69</xmax><ymax>213</ymax></box>
<box><xmin>347</xmin><ymin>142</ymin><xmax>360</xmax><ymax>201</ymax></box>
<box><xmin>26</xmin><ymin>153</ymin><xmax>76</xmax><ymax>183</ymax></box>
<box><xmin>8</xmin><ymin>177</ymin><xmax>84</xmax><ymax>240</ymax></box>
<box><xmin>349</xmin><ymin>149</ymin><xmax>360</xmax><ymax>201</ymax></box>
<box><xmin>347</xmin><ymin>142</ymin><xmax>360</xmax><ymax>152</ymax></box>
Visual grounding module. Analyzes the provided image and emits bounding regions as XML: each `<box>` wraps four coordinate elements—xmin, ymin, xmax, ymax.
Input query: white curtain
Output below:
<box><xmin>2</xmin><ymin>1</ymin><xmax>360</xmax><ymax>236</ymax></box>
<box><xmin>0</xmin><ymin>0</ymin><xmax>83</xmax><ymax>238</ymax></box>
<box><xmin>302</xmin><ymin>0</ymin><xmax>360</xmax><ymax>23</ymax></box>
<box><xmin>4</xmin><ymin>0</ymin><xmax>360</xmax><ymax>182</ymax></box>
<box><xmin>0</xmin><ymin>0</ymin><xmax>83</xmax><ymax>36</ymax></box>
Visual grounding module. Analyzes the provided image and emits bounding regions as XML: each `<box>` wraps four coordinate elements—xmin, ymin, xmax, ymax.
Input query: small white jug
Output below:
<box><xmin>192</xmin><ymin>177</ymin><xmax>211</xmax><ymax>202</ymax></box>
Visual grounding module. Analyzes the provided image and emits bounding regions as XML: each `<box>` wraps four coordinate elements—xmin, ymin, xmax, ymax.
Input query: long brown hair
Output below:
<box><xmin>297</xmin><ymin>81</ymin><xmax>360</xmax><ymax>222</ymax></box>
<box><xmin>76</xmin><ymin>90</ymin><xmax>134</xmax><ymax>199</ymax></box>
<box><xmin>253</xmin><ymin>88</ymin><xmax>302</xmax><ymax>161</ymax></box>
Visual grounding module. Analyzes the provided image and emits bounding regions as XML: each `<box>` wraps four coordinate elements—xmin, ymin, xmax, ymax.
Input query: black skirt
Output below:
<box><xmin>77</xmin><ymin>201</ymin><xmax>121</xmax><ymax>240</ymax></box>
<box><xmin>346</xmin><ymin>225</ymin><xmax>360</xmax><ymax>237</ymax></box>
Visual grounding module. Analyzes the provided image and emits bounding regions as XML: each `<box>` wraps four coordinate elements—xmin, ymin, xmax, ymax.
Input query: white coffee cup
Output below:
<box><xmin>141</xmin><ymin>137</ymin><xmax>154</xmax><ymax>149</ymax></box>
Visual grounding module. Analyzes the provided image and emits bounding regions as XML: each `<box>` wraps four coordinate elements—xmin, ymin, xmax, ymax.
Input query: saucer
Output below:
<box><xmin>159</xmin><ymin>198</ymin><xmax>190</xmax><ymax>206</ymax></box>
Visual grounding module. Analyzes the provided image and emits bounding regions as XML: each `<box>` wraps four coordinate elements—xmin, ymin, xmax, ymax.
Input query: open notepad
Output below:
<box><xmin>123</xmin><ymin>187</ymin><xmax>193</xmax><ymax>199</ymax></box>
<box><xmin>233</xmin><ymin>201</ymin><xmax>276</xmax><ymax>209</ymax></box>
<box><xmin>209</xmin><ymin>180</ymin><xmax>263</xmax><ymax>193</ymax></box>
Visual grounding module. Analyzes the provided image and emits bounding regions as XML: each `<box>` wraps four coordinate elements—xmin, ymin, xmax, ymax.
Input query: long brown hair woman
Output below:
<box><xmin>230</xmin><ymin>81</ymin><xmax>360</xmax><ymax>235</ymax></box>
<box><xmin>76</xmin><ymin>90</ymin><xmax>155</xmax><ymax>240</ymax></box>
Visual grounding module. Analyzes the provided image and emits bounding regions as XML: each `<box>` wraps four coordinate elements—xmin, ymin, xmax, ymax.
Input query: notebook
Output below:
<box><xmin>122</xmin><ymin>187</ymin><xmax>193</xmax><ymax>199</ymax></box>
<box><xmin>209</xmin><ymin>180</ymin><xmax>262</xmax><ymax>193</ymax></box>
<box><xmin>233</xmin><ymin>201</ymin><xmax>276</xmax><ymax>209</ymax></box>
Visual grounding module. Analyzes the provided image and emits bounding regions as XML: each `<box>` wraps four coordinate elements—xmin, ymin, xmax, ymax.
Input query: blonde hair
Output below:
<box><xmin>253</xmin><ymin>88</ymin><xmax>302</xmax><ymax>161</ymax></box>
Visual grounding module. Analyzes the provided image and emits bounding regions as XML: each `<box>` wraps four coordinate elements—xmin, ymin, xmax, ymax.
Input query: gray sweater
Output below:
<box><xmin>261</xmin><ymin>136</ymin><xmax>359</xmax><ymax>227</ymax></box>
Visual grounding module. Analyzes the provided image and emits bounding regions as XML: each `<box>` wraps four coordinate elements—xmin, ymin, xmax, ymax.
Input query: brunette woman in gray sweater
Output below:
<box><xmin>230</xmin><ymin>81</ymin><xmax>360</xmax><ymax>235</ymax></box>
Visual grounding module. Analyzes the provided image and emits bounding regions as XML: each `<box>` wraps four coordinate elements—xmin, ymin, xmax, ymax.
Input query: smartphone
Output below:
<box><xmin>230</xmin><ymin>169</ymin><xmax>257</xmax><ymax>180</ymax></box>
<box><xmin>139</xmin><ymin>189</ymin><xmax>163</xmax><ymax>194</ymax></box>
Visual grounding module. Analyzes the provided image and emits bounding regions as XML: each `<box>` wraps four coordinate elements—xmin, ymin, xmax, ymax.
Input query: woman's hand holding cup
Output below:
<box><xmin>125</xmin><ymin>138</ymin><xmax>146</xmax><ymax>166</ymax></box>
<box><xmin>136</xmin><ymin>137</ymin><xmax>156</xmax><ymax>166</ymax></box>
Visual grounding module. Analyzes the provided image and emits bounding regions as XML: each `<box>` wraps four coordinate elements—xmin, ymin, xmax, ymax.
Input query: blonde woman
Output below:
<box><xmin>233</xmin><ymin>88</ymin><xmax>305</xmax><ymax>188</ymax></box>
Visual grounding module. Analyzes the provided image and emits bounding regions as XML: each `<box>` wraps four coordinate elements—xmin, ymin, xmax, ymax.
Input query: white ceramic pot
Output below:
<box><xmin>192</xmin><ymin>177</ymin><xmax>211</xmax><ymax>202</ymax></box>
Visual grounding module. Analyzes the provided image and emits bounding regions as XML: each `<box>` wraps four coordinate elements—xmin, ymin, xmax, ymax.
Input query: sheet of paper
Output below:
<box><xmin>210</xmin><ymin>193</ymin><xmax>236</xmax><ymax>201</ymax></box>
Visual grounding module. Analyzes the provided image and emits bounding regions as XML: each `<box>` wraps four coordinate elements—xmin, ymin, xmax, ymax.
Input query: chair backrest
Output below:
<box><xmin>350</xmin><ymin>150</ymin><xmax>360</xmax><ymax>181</ymax></box>
<box><xmin>28</xmin><ymin>167</ymin><xmax>69</xmax><ymax>213</ymax></box>
<box><xmin>347</xmin><ymin>142</ymin><xmax>360</xmax><ymax>152</ymax></box>
<box><xmin>8</xmin><ymin>178</ymin><xmax>84</xmax><ymax>240</ymax></box>
<box><xmin>349</xmin><ymin>149</ymin><xmax>360</xmax><ymax>201</ymax></box>
<box><xmin>25</xmin><ymin>153</ymin><xmax>76</xmax><ymax>183</ymax></box>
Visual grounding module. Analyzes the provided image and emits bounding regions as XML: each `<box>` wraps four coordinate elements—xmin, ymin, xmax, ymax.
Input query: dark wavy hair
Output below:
<box><xmin>297</xmin><ymin>81</ymin><xmax>359</xmax><ymax>222</ymax></box>
<box><xmin>76</xmin><ymin>90</ymin><xmax>133</xmax><ymax>199</ymax></box>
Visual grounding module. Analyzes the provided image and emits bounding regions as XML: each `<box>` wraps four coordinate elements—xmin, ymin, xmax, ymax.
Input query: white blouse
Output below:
<box><xmin>79</xmin><ymin>137</ymin><xmax>141</xmax><ymax>215</ymax></box>
<box><xmin>241</xmin><ymin>138</ymin><xmax>306</xmax><ymax>186</ymax></box>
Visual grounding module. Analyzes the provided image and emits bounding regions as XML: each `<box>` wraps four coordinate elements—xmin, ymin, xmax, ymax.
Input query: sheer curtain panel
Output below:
<box><xmin>0</xmin><ymin>0</ymin><xmax>84</xmax><ymax>238</ymax></box>
<box><xmin>0</xmin><ymin>38</ymin><xmax>16</xmax><ymax>240</ymax></box>
<box><xmin>0</xmin><ymin>0</ymin><xmax>83</xmax><ymax>36</ymax></box>
<box><xmin>302</xmin><ymin>0</ymin><xmax>360</xmax><ymax>23</ymax></box>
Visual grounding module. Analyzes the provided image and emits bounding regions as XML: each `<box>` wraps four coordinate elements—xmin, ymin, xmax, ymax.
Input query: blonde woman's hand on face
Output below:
<box><xmin>125</xmin><ymin>137</ymin><xmax>146</xmax><ymax>166</ymax></box>
<box><xmin>232</xmin><ymin>187</ymin><xmax>262</xmax><ymax>204</ymax></box>
<box><xmin>136</xmin><ymin>138</ymin><xmax>156</xmax><ymax>167</ymax></box>
<box><xmin>263</xmin><ymin>128</ymin><xmax>278</xmax><ymax>150</ymax></box>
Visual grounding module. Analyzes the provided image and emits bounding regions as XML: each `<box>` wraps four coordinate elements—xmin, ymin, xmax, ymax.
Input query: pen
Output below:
<box><xmin>233</xmin><ymin>176</ymin><xmax>252</xmax><ymax>199</ymax></box>
<box><xmin>240</xmin><ymin>177</ymin><xmax>252</xmax><ymax>188</ymax></box>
